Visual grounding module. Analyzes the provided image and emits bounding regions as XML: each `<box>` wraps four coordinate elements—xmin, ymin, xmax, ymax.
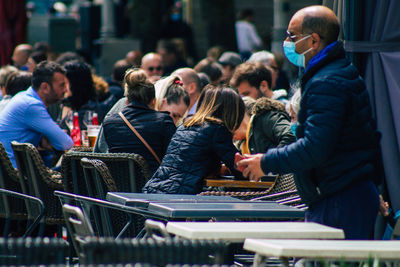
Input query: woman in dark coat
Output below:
<box><xmin>102</xmin><ymin>68</ymin><xmax>176</xmax><ymax>175</ymax></box>
<box><xmin>143</xmin><ymin>85</ymin><xmax>245</xmax><ymax>194</ymax></box>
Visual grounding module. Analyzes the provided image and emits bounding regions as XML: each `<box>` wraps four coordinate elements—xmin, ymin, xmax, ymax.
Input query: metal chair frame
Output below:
<box><xmin>0</xmin><ymin>188</ymin><xmax>44</xmax><ymax>237</ymax></box>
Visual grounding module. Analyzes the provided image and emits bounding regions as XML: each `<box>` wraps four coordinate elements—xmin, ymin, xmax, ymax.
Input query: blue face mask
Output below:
<box><xmin>283</xmin><ymin>35</ymin><xmax>312</xmax><ymax>68</ymax></box>
<box><xmin>170</xmin><ymin>13</ymin><xmax>181</xmax><ymax>21</ymax></box>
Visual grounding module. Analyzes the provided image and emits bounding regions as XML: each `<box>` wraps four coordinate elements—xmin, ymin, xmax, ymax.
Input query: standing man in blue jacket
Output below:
<box><xmin>237</xmin><ymin>5</ymin><xmax>381</xmax><ymax>239</ymax></box>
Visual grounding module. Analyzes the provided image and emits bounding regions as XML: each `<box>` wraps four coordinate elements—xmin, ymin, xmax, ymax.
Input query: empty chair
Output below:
<box><xmin>62</xmin><ymin>203</ymin><xmax>94</xmax><ymax>262</ymax></box>
<box><xmin>0</xmin><ymin>188</ymin><xmax>45</xmax><ymax>237</ymax></box>
<box><xmin>11</xmin><ymin>141</ymin><xmax>64</xmax><ymax>233</ymax></box>
<box><xmin>80</xmin><ymin>158</ymin><xmax>142</xmax><ymax>237</ymax></box>
<box><xmin>61</xmin><ymin>151</ymin><xmax>151</xmax><ymax>195</ymax></box>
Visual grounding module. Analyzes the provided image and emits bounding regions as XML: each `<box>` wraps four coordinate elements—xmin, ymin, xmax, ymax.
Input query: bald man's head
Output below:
<box><xmin>172</xmin><ymin>68</ymin><xmax>202</xmax><ymax>109</ymax></box>
<box><xmin>12</xmin><ymin>44</ymin><xmax>33</xmax><ymax>69</ymax></box>
<box><xmin>293</xmin><ymin>5</ymin><xmax>340</xmax><ymax>47</ymax></box>
<box><xmin>172</xmin><ymin>68</ymin><xmax>201</xmax><ymax>94</ymax></box>
<box><xmin>141</xmin><ymin>53</ymin><xmax>163</xmax><ymax>78</ymax></box>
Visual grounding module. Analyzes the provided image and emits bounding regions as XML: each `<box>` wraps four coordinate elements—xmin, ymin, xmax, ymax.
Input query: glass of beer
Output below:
<box><xmin>87</xmin><ymin>125</ymin><xmax>100</xmax><ymax>148</ymax></box>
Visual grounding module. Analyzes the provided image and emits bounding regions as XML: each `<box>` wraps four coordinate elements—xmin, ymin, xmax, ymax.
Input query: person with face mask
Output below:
<box><xmin>159</xmin><ymin>2</ymin><xmax>197</xmax><ymax>64</ymax></box>
<box><xmin>237</xmin><ymin>5</ymin><xmax>382</xmax><ymax>240</ymax></box>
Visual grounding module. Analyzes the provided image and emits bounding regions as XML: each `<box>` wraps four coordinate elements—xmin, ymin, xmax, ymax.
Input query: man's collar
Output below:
<box><xmin>305</xmin><ymin>41</ymin><xmax>339</xmax><ymax>73</ymax></box>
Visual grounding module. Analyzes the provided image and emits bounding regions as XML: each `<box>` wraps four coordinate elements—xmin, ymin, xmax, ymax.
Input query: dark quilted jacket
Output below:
<box><xmin>143</xmin><ymin>122</ymin><xmax>241</xmax><ymax>194</ymax></box>
<box><xmin>260</xmin><ymin>41</ymin><xmax>381</xmax><ymax>206</ymax></box>
<box><xmin>103</xmin><ymin>101</ymin><xmax>176</xmax><ymax>174</ymax></box>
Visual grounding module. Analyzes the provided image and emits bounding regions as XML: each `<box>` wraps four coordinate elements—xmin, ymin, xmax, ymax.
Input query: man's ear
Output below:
<box><xmin>186</xmin><ymin>82</ymin><xmax>197</xmax><ymax>95</ymax></box>
<box><xmin>39</xmin><ymin>82</ymin><xmax>50</xmax><ymax>93</ymax></box>
<box><xmin>311</xmin><ymin>32</ymin><xmax>322</xmax><ymax>49</ymax></box>
<box><xmin>149</xmin><ymin>98</ymin><xmax>156</xmax><ymax>109</ymax></box>
<box><xmin>259</xmin><ymin>80</ymin><xmax>271</xmax><ymax>96</ymax></box>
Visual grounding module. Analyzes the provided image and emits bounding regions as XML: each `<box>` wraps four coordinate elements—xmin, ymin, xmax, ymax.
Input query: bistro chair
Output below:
<box><xmin>62</xmin><ymin>203</ymin><xmax>94</xmax><ymax>262</ymax></box>
<box><xmin>0</xmin><ymin>188</ymin><xmax>45</xmax><ymax>237</ymax></box>
<box><xmin>80</xmin><ymin>236</ymin><xmax>231</xmax><ymax>266</ymax></box>
<box><xmin>0</xmin><ymin>143</ymin><xmax>27</xmax><ymax>236</ymax></box>
<box><xmin>0</xmin><ymin>236</ymin><xmax>69</xmax><ymax>265</ymax></box>
<box><xmin>80</xmin><ymin>157</ymin><xmax>142</xmax><ymax>237</ymax></box>
<box><xmin>11</xmin><ymin>141</ymin><xmax>64</xmax><ymax>233</ymax></box>
<box><xmin>61</xmin><ymin>151</ymin><xmax>151</xmax><ymax>196</ymax></box>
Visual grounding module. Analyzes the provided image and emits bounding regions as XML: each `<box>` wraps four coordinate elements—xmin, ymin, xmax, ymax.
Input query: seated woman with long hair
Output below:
<box><xmin>61</xmin><ymin>60</ymin><xmax>117</xmax><ymax>129</ymax></box>
<box><xmin>143</xmin><ymin>85</ymin><xmax>245</xmax><ymax>194</ymax></box>
<box><xmin>102</xmin><ymin>68</ymin><xmax>176</xmax><ymax>175</ymax></box>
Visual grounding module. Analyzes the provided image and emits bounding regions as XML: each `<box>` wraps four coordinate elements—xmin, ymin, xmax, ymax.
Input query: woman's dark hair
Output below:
<box><xmin>5</xmin><ymin>71</ymin><xmax>32</xmax><ymax>96</ymax></box>
<box><xmin>64</xmin><ymin>60</ymin><xmax>96</xmax><ymax>110</ymax></box>
<box><xmin>124</xmin><ymin>68</ymin><xmax>155</xmax><ymax>105</ymax></box>
<box><xmin>194</xmin><ymin>58</ymin><xmax>222</xmax><ymax>85</ymax></box>
<box><xmin>185</xmin><ymin>85</ymin><xmax>245</xmax><ymax>133</ymax></box>
<box><xmin>56</xmin><ymin>52</ymin><xmax>84</xmax><ymax>66</ymax></box>
<box><xmin>30</xmin><ymin>51</ymin><xmax>47</xmax><ymax>64</ymax></box>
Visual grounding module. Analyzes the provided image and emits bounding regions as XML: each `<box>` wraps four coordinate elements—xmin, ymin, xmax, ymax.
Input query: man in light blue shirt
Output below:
<box><xmin>0</xmin><ymin>61</ymin><xmax>73</xmax><ymax>167</ymax></box>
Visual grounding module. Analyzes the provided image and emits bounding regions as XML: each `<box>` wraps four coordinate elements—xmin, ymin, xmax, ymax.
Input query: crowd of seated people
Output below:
<box><xmin>0</xmin><ymin>38</ymin><xmax>298</xmax><ymax>191</ymax></box>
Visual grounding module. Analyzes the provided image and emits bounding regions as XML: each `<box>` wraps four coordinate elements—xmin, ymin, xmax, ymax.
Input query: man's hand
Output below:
<box><xmin>236</xmin><ymin>153</ymin><xmax>265</xmax><ymax>182</ymax></box>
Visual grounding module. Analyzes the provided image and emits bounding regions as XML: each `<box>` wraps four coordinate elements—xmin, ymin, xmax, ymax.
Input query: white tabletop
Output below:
<box><xmin>244</xmin><ymin>239</ymin><xmax>400</xmax><ymax>260</ymax></box>
<box><xmin>166</xmin><ymin>222</ymin><xmax>344</xmax><ymax>242</ymax></box>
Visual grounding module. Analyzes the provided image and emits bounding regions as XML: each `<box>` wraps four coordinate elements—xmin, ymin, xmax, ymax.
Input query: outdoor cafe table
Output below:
<box><xmin>106</xmin><ymin>192</ymin><xmax>305</xmax><ymax>221</ymax></box>
<box><xmin>165</xmin><ymin>222</ymin><xmax>345</xmax><ymax>243</ymax></box>
<box><xmin>243</xmin><ymin>239</ymin><xmax>400</xmax><ymax>267</ymax></box>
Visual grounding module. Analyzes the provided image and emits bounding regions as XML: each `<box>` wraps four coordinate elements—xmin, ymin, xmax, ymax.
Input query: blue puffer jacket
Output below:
<box><xmin>260</xmin><ymin>41</ymin><xmax>381</xmax><ymax>206</ymax></box>
<box><xmin>143</xmin><ymin>122</ymin><xmax>242</xmax><ymax>194</ymax></box>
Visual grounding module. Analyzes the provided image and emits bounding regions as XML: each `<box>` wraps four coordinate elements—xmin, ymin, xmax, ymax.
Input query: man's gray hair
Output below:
<box><xmin>247</xmin><ymin>51</ymin><xmax>275</xmax><ymax>67</ymax></box>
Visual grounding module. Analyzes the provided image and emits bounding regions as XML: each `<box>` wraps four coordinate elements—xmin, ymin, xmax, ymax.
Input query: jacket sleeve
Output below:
<box><xmin>262</xmin><ymin>112</ymin><xmax>296</xmax><ymax>148</ymax></box>
<box><xmin>260</xmin><ymin>79</ymin><xmax>347</xmax><ymax>174</ymax></box>
<box><xmin>212</xmin><ymin>125</ymin><xmax>243</xmax><ymax>178</ymax></box>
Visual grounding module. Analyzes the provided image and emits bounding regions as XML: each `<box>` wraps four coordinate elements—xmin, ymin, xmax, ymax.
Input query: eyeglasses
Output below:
<box><xmin>286</xmin><ymin>30</ymin><xmax>304</xmax><ymax>42</ymax></box>
<box><xmin>286</xmin><ymin>30</ymin><xmax>320</xmax><ymax>42</ymax></box>
<box><xmin>148</xmin><ymin>66</ymin><xmax>162</xmax><ymax>72</ymax></box>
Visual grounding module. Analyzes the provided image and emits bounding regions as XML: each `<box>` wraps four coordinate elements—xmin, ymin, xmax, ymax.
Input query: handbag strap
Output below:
<box><xmin>119</xmin><ymin>112</ymin><xmax>161</xmax><ymax>164</ymax></box>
